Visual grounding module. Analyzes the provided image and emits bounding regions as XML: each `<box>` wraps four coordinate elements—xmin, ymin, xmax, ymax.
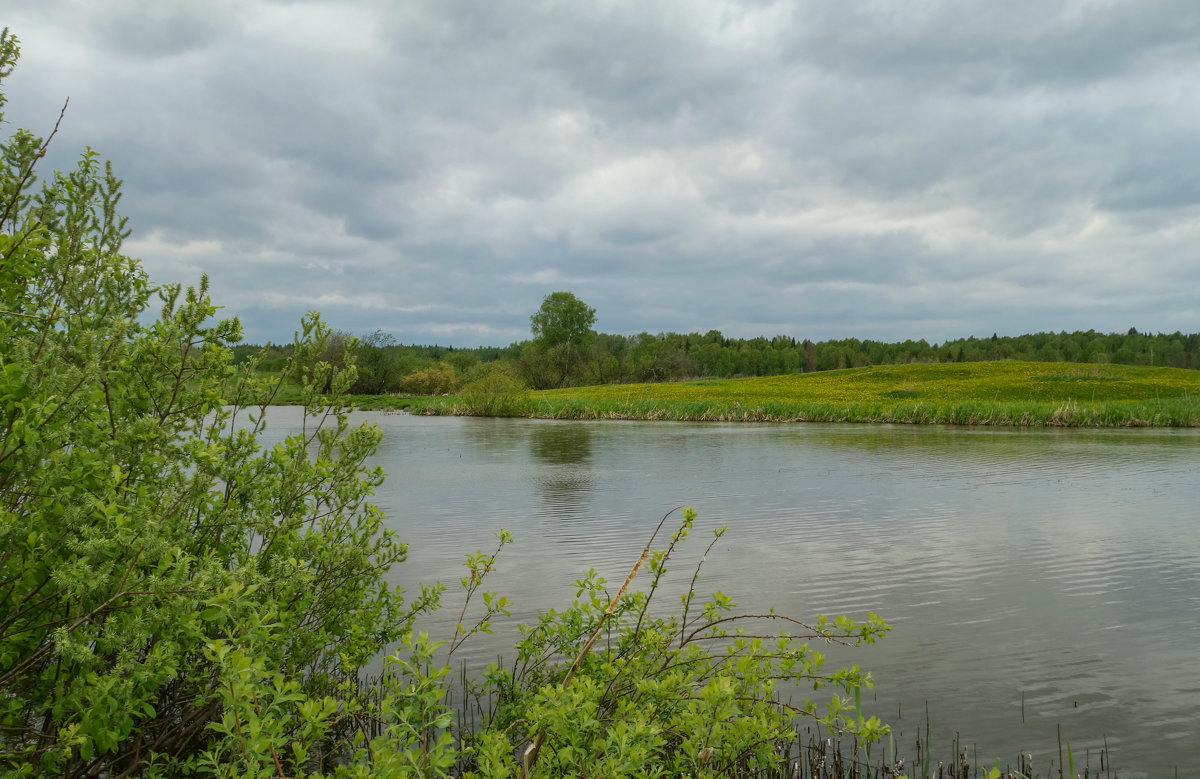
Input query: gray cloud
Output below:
<box><xmin>4</xmin><ymin>0</ymin><xmax>1199</xmax><ymax>346</ymax></box>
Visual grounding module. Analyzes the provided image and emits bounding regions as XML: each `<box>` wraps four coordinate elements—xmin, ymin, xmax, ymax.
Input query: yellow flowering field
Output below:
<box><xmin>396</xmin><ymin>361</ymin><xmax>1200</xmax><ymax>426</ymax></box>
<box><xmin>541</xmin><ymin>362</ymin><xmax>1199</xmax><ymax>405</ymax></box>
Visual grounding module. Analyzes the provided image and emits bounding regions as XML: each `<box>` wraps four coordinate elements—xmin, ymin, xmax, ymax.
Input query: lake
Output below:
<box><xmin>257</xmin><ymin>409</ymin><xmax>1200</xmax><ymax>777</ymax></box>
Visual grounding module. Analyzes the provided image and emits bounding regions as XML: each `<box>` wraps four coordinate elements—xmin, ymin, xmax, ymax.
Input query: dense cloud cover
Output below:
<box><xmin>6</xmin><ymin>1</ymin><xmax>1199</xmax><ymax>345</ymax></box>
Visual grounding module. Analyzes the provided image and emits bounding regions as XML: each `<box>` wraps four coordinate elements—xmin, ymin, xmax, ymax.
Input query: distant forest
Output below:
<box><xmin>233</xmin><ymin>327</ymin><xmax>1200</xmax><ymax>395</ymax></box>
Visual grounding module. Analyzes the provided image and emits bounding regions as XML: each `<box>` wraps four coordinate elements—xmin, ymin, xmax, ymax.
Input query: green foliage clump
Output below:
<box><xmin>524</xmin><ymin>291</ymin><xmax>597</xmax><ymax>389</ymax></box>
<box><xmin>401</xmin><ymin>361</ymin><xmax>459</xmax><ymax>395</ymax></box>
<box><xmin>530</xmin><ymin>291</ymin><xmax>596</xmax><ymax>352</ymax></box>
<box><xmin>352</xmin><ymin>328</ymin><xmax>402</xmax><ymax>394</ymax></box>
<box><xmin>0</xmin><ymin>29</ymin><xmax>426</xmax><ymax>775</ymax></box>
<box><xmin>459</xmin><ymin>363</ymin><xmax>529</xmax><ymax>416</ymax></box>
<box><xmin>468</xmin><ymin>508</ymin><xmax>891</xmax><ymax>777</ymax></box>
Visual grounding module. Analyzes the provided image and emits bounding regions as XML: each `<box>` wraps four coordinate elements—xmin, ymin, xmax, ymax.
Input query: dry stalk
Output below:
<box><xmin>518</xmin><ymin>507</ymin><xmax>682</xmax><ymax>778</ymax></box>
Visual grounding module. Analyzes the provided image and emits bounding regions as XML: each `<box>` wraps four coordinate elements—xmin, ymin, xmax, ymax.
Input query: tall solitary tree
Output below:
<box><xmin>528</xmin><ymin>291</ymin><xmax>596</xmax><ymax>387</ymax></box>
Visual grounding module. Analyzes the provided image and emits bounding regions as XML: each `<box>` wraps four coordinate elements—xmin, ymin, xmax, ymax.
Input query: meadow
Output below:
<box><xmin>383</xmin><ymin>361</ymin><xmax>1200</xmax><ymax>427</ymax></box>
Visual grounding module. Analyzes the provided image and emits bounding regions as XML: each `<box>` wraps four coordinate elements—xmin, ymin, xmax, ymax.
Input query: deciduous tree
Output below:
<box><xmin>529</xmin><ymin>291</ymin><xmax>596</xmax><ymax>387</ymax></box>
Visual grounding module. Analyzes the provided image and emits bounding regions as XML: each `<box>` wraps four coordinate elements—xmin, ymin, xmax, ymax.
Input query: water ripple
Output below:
<box><xmin>258</xmin><ymin>413</ymin><xmax>1200</xmax><ymax>776</ymax></box>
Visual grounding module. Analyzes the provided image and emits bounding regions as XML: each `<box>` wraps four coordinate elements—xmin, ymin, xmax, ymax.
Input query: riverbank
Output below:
<box><xmin>359</xmin><ymin>361</ymin><xmax>1200</xmax><ymax>427</ymax></box>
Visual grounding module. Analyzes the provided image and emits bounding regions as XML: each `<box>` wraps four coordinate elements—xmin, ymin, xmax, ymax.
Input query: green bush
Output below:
<box><xmin>466</xmin><ymin>509</ymin><xmax>891</xmax><ymax>777</ymax></box>
<box><xmin>401</xmin><ymin>362</ymin><xmax>459</xmax><ymax>395</ymax></box>
<box><xmin>460</xmin><ymin>363</ymin><xmax>530</xmax><ymax>416</ymax></box>
<box><xmin>0</xmin><ymin>29</ymin><xmax>424</xmax><ymax>776</ymax></box>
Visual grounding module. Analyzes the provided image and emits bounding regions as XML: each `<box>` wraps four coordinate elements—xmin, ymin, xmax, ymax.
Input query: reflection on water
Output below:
<box><xmin>528</xmin><ymin>423</ymin><xmax>595</xmax><ymax>516</ymax></box>
<box><xmin>257</xmin><ymin>410</ymin><xmax>1200</xmax><ymax>777</ymax></box>
<box><xmin>529</xmin><ymin>423</ymin><xmax>593</xmax><ymax>464</ymax></box>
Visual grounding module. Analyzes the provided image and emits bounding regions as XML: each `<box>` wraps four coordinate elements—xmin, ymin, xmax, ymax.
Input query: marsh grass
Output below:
<box><xmin>753</xmin><ymin>724</ymin><xmax>1114</xmax><ymax>779</ymax></box>
<box><xmin>399</xmin><ymin>361</ymin><xmax>1200</xmax><ymax>427</ymax></box>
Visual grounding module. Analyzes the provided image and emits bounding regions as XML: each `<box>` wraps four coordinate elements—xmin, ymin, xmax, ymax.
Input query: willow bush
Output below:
<box><xmin>465</xmin><ymin>509</ymin><xmax>891</xmax><ymax>778</ymax></box>
<box><xmin>0</xmin><ymin>28</ymin><xmax>425</xmax><ymax>775</ymax></box>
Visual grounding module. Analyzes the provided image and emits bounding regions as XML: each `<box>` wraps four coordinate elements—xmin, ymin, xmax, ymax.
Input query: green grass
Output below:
<box><xmin>400</xmin><ymin>361</ymin><xmax>1200</xmax><ymax>427</ymax></box>
<box><xmin>347</xmin><ymin>393</ymin><xmax>420</xmax><ymax>411</ymax></box>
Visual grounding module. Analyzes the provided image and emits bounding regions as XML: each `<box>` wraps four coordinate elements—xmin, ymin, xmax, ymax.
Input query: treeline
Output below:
<box><xmin>234</xmin><ymin>327</ymin><xmax>1200</xmax><ymax>395</ymax></box>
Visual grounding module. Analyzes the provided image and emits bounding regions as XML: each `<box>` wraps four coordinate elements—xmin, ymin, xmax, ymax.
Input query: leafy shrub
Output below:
<box><xmin>401</xmin><ymin>362</ymin><xmax>459</xmax><ymax>395</ymax></box>
<box><xmin>0</xmin><ymin>29</ymin><xmax>422</xmax><ymax>776</ymax></box>
<box><xmin>465</xmin><ymin>509</ymin><xmax>891</xmax><ymax>777</ymax></box>
<box><xmin>460</xmin><ymin>363</ymin><xmax>529</xmax><ymax>415</ymax></box>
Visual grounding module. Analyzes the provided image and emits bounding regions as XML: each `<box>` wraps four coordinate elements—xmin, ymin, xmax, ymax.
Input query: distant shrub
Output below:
<box><xmin>461</xmin><ymin>364</ymin><xmax>528</xmax><ymax>415</ymax></box>
<box><xmin>401</xmin><ymin>362</ymin><xmax>458</xmax><ymax>395</ymax></box>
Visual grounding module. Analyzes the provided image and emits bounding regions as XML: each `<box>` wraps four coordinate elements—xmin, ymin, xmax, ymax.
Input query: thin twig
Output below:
<box><xmin>519</xmin><ymin>506</ymin><xmax>681</xmax><ymax>777</ymax></box>
<box><xmin>0</xmin><ymin>98</ymin><xmax>68</xmax><ymax>229</ymax></box>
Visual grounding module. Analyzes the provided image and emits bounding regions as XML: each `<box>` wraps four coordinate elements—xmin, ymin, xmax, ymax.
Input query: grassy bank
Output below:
<box><xmin>390</xmin><ymin>361</ymin><xmax>1200</xmax><ymax>427</ymax></box>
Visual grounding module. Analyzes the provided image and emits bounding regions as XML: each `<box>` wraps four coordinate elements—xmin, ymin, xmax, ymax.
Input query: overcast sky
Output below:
<box><xmin>5</xmin><ymin>1</ymin><xmax>1199</xmax><ymax>346</ymax></box>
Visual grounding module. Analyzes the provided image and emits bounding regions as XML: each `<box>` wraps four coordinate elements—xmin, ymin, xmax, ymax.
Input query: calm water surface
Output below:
<box><xmin>259</xmin><ymin>409</ymin><xmax>1200</xmax><ymax>777</ymax></box>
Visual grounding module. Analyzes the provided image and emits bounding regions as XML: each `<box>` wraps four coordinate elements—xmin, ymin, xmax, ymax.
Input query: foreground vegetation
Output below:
<box><xmin>0</xmin><ymin>29</ymin><xmax>905</xmax><ymax>778</ymax></box>
<box><xmin>397</xmin><ymin>361</ymin><xmax>1200</xmax><ymax>427</ymax></box>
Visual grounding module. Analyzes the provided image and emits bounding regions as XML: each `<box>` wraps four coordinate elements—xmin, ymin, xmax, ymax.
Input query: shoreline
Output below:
<box><xmin>352</xmin><ymin>397</ymin><xmax>1200</xmax><ymax>428</ymax></box>
<box><xmin>389</xmin><ymin>401</ymin><xmax>1200</xmax><ymax>427</ymax></box>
